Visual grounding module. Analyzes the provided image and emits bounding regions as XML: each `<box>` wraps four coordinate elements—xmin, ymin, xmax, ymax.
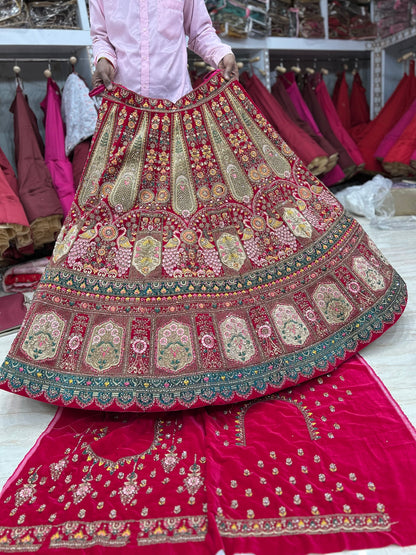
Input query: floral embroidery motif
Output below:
<box><xmin>132</xmin><ymin>236</ymin><xmax>162</xmax><ymax>276</ymax></box>
<box><xmin>52</xmin><ymin>224</ymin><xmax>80</xmax><ymax>262</ymax></box>
<box><xmin>282</xmin><ymin>207</ymin><xmax>313</xmax><ymax>238</ymax></box>
<box><xmin>85</xmin><ymin>320</ymin><xmax>124</xmax><ymax>372</ymax></box>
<box><xmin>220</xmin><ymin>316</ymin><xmax>256</xmax><ymax>363</ymax></box>
<box><xmin>216</xmin><ymin>233</ymin><xmax>246</xmax><ymax>271</ymax></box>
<box><xmin>157</xmin><ymin>320</ymin><xmax>194</xmax><ymax>373</ymax></box>
<box><xmin>353</xmin><ymin>257</ymin><xmax>386</xmax><ymax>291</ymax></box>
<box><xmin>313</xmin><ymin>284</ymin><xmax>353</xmax><ymax>324</ymax></box>
<box><xmin>184</xmin><ymin>459</ymin><xmax>204</xmax><ymax>496</ymax></box>
<box><xmin>272</xmin><ymin>305</ymin><xmax>310</xmax><ymax>346</ymax></box>
<box><xmin>22</xmin><ymin>312</ymin><xmax>65</xmax><ymax>361</ymax></box>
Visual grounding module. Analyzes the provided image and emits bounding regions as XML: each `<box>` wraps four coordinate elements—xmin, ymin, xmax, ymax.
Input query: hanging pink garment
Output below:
<box><xmin>314</xmin><ymin>74</ymin><xmax>365</xmax><ymax>169</ymax></box>
<box><xmin>382</xmin><ymin>111</ymin><xmax>416</xmax><ymax>176</ymax></box>
<box><xmin>240</xmin><ymin>72</ymin><xmax>328</xmax><ymax>175</ymax></box>
<box><xmin>357</xmin><ymin>61</ymin><xmax>416</xmax><ymax>173</ymax></box>
<box><xmin>41</xmin><ymin>77</ymin><xmax>75</xmax><ymax>217</ymax></box>
<box><xmin>302</xmin><ymin>73</ymin><xmax>357</xmax><ymax>179</ymax></box>
<box><xmin>272</xmin><ymin>75</ymin><xmax>339</xmax><ymax>173</ymax></box>
<box><xmin>332</xmin><ymin>71</ymin><xmax>351</xmax><ymax>130</ymax></box>
<box><xmin>10</xmin><ymin>85</ymin><xmax>63</xmax><ymax>250</ymax></box>
<box><xmin>374</xmin><ymin>98</ymin><xmax>416</xmax><ymax>162</ymax></box>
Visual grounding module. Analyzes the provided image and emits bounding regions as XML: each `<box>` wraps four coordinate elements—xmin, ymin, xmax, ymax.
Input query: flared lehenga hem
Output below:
<box><xmin>0</xmin><ymin>73</ymin><xmax>408</xmax><ymax>412</ymax></box>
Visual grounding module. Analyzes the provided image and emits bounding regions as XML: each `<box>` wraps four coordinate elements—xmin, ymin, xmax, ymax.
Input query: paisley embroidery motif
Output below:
<box><xmin>132</xmin><ymin>236</ymin><xmax>162</xmax><ymax>276</ymax></box>
<box><xmin>282</xmin><ymin>207</ymin><xmax>313</xmax><ymax>238</ymax></box>
<box><xmin>216</xmin><ymin>232</ymin><xmax>246</xmax><ymax>271</ymax></box>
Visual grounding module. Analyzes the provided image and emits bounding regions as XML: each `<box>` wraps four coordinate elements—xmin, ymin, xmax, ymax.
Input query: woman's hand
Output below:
<box><xmin>219</xmin><ymin>53</ymin><xmax>239</xmax><ymax>81</ymax></box>
<box><xmin>92</xmin><ymin>58</ymin><xmax>115</xmax><ymax>90</ymax></box>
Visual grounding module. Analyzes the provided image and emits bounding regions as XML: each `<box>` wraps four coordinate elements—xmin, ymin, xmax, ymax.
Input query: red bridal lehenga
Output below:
<box><xmin>0</xmin><ymin>72</ymin><xmax>407</xmax><ymax>412</ymax></box>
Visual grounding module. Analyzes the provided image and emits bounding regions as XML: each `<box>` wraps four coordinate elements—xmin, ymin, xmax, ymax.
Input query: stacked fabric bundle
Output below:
<box><xmin>0</xmin><ymin>0</ymin><xmax>79</xmax><ymax>28</ymax></box>
<box><xmin>269</xmin><ymin>0</ymin><xmax>291</xmax><ymax>36</ymax></box>
<box><xmin>205</xmin><ymin>0</ymin><xmax>270</xmax><ymax>39</ymax></box>
<box><xmin>328</xmin><ymin>0</ymin><xmax>377</xmax><ymax>40</ymax></box>
<box><xmin>374</xmin><ymin>0</ymin><xmax>411</xmax><ymax>38</ymax></box>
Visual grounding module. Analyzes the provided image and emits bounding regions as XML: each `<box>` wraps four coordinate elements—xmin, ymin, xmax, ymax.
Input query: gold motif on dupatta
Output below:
<box><xmin>78</xmin><ymin>104</ymin><xmax>117</xmax><ymax>208</ymax></box>
<box><xmin>226</xmin><ymin>90</ymin><xmax>291</xmax><ymax>178</ymax></box>
<box><xmin>109</xmin><ymin>112</ymin><xmax>149</xmax><ymax>212</ymax></box>
<box><xmin>202</xmin><ymin>105</ymin><xmax>253</xmax><ymax>202</ymax></box>
<box><xmin>171</xmin><ymin>113</ymin><xmax>197</xmax><ymax>217</ymax></box>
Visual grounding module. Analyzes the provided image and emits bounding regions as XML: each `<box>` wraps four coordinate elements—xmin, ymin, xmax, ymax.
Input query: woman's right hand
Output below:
<box><xmin>92</xmin><ymin>58</ymin><xmax>115</xmax><ymax>90</ymax></box>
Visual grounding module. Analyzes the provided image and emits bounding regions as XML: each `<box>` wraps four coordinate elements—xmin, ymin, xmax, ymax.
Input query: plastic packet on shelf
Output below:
<box><xmin>0</xmin><ymin>0</ymin><xmax>23</xmax><ymax>22</ymax></box>
<box><xmin>26</xmin><ymin>0</ymin><xmax>79</xmax><ymax>29</ymax></box>
<box><xmin>0</xmin><ymin>2</ymin><xmax>28</xmax><ymax>27</ymax></box>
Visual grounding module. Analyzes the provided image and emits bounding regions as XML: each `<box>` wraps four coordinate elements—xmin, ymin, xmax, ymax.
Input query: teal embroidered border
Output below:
<box><xmin>0</xmin><ymin>273</ymin><xmax>407</xmax><ymax>411</ymax></box>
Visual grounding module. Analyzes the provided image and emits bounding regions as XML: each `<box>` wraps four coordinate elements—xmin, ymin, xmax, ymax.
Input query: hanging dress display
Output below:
<box><xmin>240</xmin><ymin>72</ymin><xmax>329</xmax><ymax>175</ymax></box>
<box><xmin>272</xmin><ymin>73</ymin><xmax>339</xmax><ymax>173</ymax></box>
<box><xmin>302</xmin><ymin>73</ymin><xmax>357</xmax><ymax>179</ymax></box>
<box><xmin>10</xmin><ymin>85</ymin><xmax>63</xmax><ymax>250</ymax></box>
<box><xmin>0</xmin><ymin>166</ymin><xmax>33</xmax><ymax>264</ymax></box>
<box><xmin>61</xmin><ymin>72</ymin><xmax>98</xmax><ymax>190</ymax></box>
<box><xmin>41</xmin><ymin>77</ymin><xmax>76</xmax><ymax>217</ymax></box>
<box><xmin>348</xmin><ymin>70</ymin><xmax>370</xmax><ymax>142</ymax></box>
<box><xmin>356</xmin><ymin>60</ymin><xmax>416</xmax><ymax>173</ymax></box>
<box><xmin>0</xmin><ymin>73</ymin><xmax>407</xmax><ymax>413</ymax></box>
<box><xmin>332</xmin><ymin>70</ymin><xmax>351</xmax><ymax>131</ymax></box>
<box><xmin>382</xmin><ymin>111</ymin><xmax>416</xmax><ymax>176</ymax></box>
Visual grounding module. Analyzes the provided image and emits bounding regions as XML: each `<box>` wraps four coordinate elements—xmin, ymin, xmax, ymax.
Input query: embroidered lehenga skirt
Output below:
<box><xmin>0</xmin><ymin>73</ymin><xmax>407</xmax><ymax>412</ymax></box>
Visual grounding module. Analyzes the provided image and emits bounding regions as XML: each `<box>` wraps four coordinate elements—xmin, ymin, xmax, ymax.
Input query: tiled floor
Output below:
<box><xmin>0</xmin><ymin>215</ymin><xmax>415</xmax><ymax>555</ymax></box>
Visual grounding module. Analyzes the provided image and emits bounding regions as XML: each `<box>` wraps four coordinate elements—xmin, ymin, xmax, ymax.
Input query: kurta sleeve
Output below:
<box><xmin>89</xmin><ymin>0</ymin><xmax>118</xmax><ymax>71</ymax></box>
<box><xmin>184</xmin><ymin>0</ymin><xmax>232</xmax><ymax>68</ymax></box>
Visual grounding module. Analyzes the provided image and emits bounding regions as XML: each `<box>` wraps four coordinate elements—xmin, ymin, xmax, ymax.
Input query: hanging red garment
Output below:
<box><xmin>332</xmin><ymin>70</ymin><xmax>351</xmax><ymax>130</ymax></box>
<box><xmin>0</xmin><ymin>74</ymin><xmax>406</xmax><ymax>413</ymax></box>
<box><xmin>374</xmin><ymin>98</ymin><xmax>416</xmax><ymax>162</ymax></box>
<box><xmin>10</xmin><ymin>85</ymin><xmax>63</xmax><ymax>250</ymax></box>
<box><xmin>272</xmin><ymin>73</ymin><xmax>338</xmax><ymax>173</ymax></box>
<box><xmin>71</xmin><ymin>139</ymin><xmax>91</xmax><ymax>191</ymax></box>
<box><xmin>240</xmin><ymin>72</ymin><xmax>329</xmax><ymax>175</ymax></box>
<box><xmin>313</xmin><ymin>73</ymin><xmax>365</xmax><ymax>170</ymax></box>
<box><xmin>357</xmin><ymin>60</ymin><xmax>416</xmax><ymax>173</ymax></box>
<box><xmin>349</xmin><ymin>70</ymin><xmax>370</xmax><ymax>141</ymax></box>
<box><xmin>302</xmin><ymin>73</ymin><xmax>357</xmax><ymax>179</ymax></box>
<box><xmin>382</xmin><ymin>111</ymin><xmax>416</xmax><ymax>176</ymax></box>
<box><xmin>41</xmin><ymin>77</ymin><xmax>76</xmax><ymax>217</ymax></box>
<box><xmin>0</xmin><ymin>166</ymin><xmax>33</xmax><ymax>262</ymax></box>
<box><xmin>0</xmin><ymin>146</ymin><xmax>19</xmax><ymax>197</ymax></box>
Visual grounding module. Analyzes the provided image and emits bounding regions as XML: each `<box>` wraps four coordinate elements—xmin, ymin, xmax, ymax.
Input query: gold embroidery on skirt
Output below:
<box><xmin>226</xmin><ymin>90</ymin><xmax>291</xmax><ymax>178</ymax></box>
<box><xmin>109</xmin><ymin>112</ymin><xmax>149</xmax><ymax>212</ymax></box>
<box><xmin>171</xmin><ymin>113</ymin><xmax>197</xmax><ymax>217</ymax></box>
<box><xmin>78</xmin><ymin>103</ymin><xmax>117</xmax><ymax>208</ymax></box>
<box><xmin>202</xmin><ymin>104</ymin><xmax>253</xmax><ymax>202</ymax></box>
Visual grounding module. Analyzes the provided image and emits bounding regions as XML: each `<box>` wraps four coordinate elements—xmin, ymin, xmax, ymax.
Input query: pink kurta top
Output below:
<box><xmin>90</xmin><ymin>0</ymin><xmax>232</xmax><ymax>103</ymax></box>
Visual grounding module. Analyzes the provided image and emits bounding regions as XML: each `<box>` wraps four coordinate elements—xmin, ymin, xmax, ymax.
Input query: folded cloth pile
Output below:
<box><xmin>374</xmin><ymin>0</ymin><xmax>411</xmax><ymax>38</ymax></box>
<box><xmin>328</xmin><ymin>0</ymin><xmax>377</xmax><ymax>40</ymax></box>
<box><xmin>0</xmin><ymin>0</ymin><xmax>79</xmax><ymax>29</ymax></box>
